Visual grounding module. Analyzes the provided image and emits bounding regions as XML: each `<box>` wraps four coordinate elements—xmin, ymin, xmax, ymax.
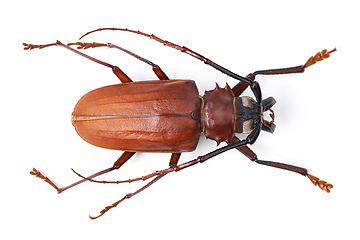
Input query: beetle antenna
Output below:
<box><xmin>79</xmin><ymin>28</ymin><xmax>130</xmax><ymax>40</ymax></box>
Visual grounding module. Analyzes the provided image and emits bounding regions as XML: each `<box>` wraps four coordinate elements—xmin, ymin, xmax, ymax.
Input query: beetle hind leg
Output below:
<box><xmin>30</xmin><ymin>151</ymin><xmax>135</xmax><ymax>193</ymax></box>
<box><xmin>89</xmin><ymin>153</ymin><xmax>181</xmax><ymax>219</ymax></box>
<box><xmin>30</xmin><ymin>168</ymin><xmax>61</xmax><ymax>192</ymax></box>
<box><xmin>90</xmin><ymin>173</ymin><xmax>168</xmax><ymax>219</ymax></box>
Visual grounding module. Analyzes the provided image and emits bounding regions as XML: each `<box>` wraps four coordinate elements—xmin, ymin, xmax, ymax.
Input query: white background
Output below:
<box><xmin>2</xmin><ymin>0</ymin><xmax>359</xmax><ymax>239</ymax></box>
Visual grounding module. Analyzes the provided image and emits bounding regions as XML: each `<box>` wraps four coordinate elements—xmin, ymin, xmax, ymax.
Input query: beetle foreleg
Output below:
<box><xmin>304</xmin><ymin>48</ymin><xmax>337</xmax><ymax>68</ymax></box>
<box><xmin>231</xmin><ymin>48</ymin><xmax>337</xmax><ymax>97</ymax></box>
<box><xmin>255</xmin><ymin>160</ymin><xmax>333</xmax><ymax>193</ymax></box>
<box><xmin>232</xmin><ymin>136</ymin><xmax>258</xmax><ymax>161</ymax></box>
<box><xmin>307</xmin><ymin>174</ymin><xmax>333</xmax><ymax>193</ymax></box>
<box><xmin>246</xmin><ymin>48</ymin><xmax>337</xmax><ymax>81</ymax></box>
<box><xmin>231</xmin><ymin>137</ymin><xmax>333</xmax><ymax>192</ymax></box>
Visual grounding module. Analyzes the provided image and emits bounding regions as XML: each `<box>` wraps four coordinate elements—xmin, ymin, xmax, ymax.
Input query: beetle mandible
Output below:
<box><xmin>24</xmin><ymin>28</ymin><xmax>335</xmax><ymax>219</ymax></box>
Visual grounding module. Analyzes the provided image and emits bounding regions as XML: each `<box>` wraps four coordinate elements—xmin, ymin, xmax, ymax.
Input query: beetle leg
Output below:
<box><xmin>231</xmin><ymin>136</ymin><xmax>258</xmax><ymax>161</ymax></box>
<box><xmin>30</xmin><ymin>168</ymin><xmax>61</xmax><ymax>192</ymax></box>
<box><xmin>303</xmin><ymin>48</ymin><xmax>337</xmax><ymax>68</ymax></box>
<box><xmin>231</xmin><ymin>136</ymin><xmax>333</xmax><ymax>192</ymax></box>
<box><xmin>30</xmin><ymin>151</ymin><xmax>135</xmax><ymax>193</ymax></box>
<box><xmin>169</xmin><ymin>153</ymin><xmax>181</xmax><ymax>168</ymax></box>
<box><xmin>231</xmin><ymin>48</ymin><xmax>337</xmax><ymax>97</ymax></box>
<box><xmin>90</xmin><ymin>173</ymin><xmax>168</xmax><ymax>220</ymax></box>
<box><xmin>72</xmin><ymin>153</ymin><xmax>182</xmax><ymax>185</ymax></box>
<box><xmin>83</xmin><ymin>140</ymin><xmax>252</xmax><ymax>186</ymax></box>
<box><xmin>89</xmin><ymin>153</ymin><xmax>180</xmax><ymax>219</ymax></box>
<box><xmin>255</xmin><ymin>160</ymin><xmax>333</xmax><ymax>193</ymax></box>
<box><xmin>107</xmin><ymin>42</ymin><xmax>169</xmax><ymax>80</ymax></box>
<box><xmin>67</xmin><ymin>42</ymin><xmax>169</xmax><ymax>80</ymax></box>
<box><xmin>23</xmin><ymin>41</ymin><xmax>132</xmax><ymax>83</ymax></box>
<box><xmin>79</xmin><ymin>28</ymin><xmax>252</xmax><ymax>85</ymax></box>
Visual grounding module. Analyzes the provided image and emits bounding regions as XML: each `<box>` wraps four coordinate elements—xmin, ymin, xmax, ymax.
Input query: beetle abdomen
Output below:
<box><xmin>72</xmin><ymin>80</ymin><xmax>202</xmax><ymax>152</ymax></box>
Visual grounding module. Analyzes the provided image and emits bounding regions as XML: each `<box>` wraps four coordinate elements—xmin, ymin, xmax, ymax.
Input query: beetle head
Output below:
<box><xmin>234</xmin><ymin>96</ymin><xmax>276</xmax><ymax>134</ymax></box>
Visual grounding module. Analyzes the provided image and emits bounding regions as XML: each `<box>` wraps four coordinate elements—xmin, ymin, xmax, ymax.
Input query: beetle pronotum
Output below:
<box><xmin>24</xmin><ymin>28</ymin><xmax>335</xmax><ymax>219</ymax></box>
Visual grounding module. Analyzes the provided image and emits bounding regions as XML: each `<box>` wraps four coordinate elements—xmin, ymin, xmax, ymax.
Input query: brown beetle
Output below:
<box><xmin>24</xmin><ymin>28</ymin><xmax>335</xmax><ymax>219</ymax></box>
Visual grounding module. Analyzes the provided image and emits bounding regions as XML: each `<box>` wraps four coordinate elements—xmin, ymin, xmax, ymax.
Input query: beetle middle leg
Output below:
<box><xmin>23</xmin><ymin>41</ymin><xmax>132</xmax><ymax>83</ymax></box>
<box><xmin>30</xmin><ymin>151</ymin><xmax>135</xmax><ymax>193</ymax></box>
<box><xmin>68</xmin><ymin>42</ymin><xmax>169</xmax><ymax>80</ymax></box>
<box><xmin>24</xmin><ymin>40</ymin><xmax>169</xmax><ymax>81</ymax></box>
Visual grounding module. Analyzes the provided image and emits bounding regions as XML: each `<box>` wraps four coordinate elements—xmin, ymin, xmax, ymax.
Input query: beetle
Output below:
<box><xmin>24</xmin><ymin>28</ymin><xmax>335</xmax><ymax>219</ymax></box>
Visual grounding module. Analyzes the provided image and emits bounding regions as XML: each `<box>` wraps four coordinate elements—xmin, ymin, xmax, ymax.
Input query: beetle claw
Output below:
<box><xmin>23</xmin><ymin>43</ymin><xmax>35</xmax><ymax>50</ymax></box>
<box><xmin>304</xmin><ymin>48</ymin><xmax>337</xmax><ymax>68</ymax></box>
<box><xmin>307</xmin><ymin>174</ymin><xmax>333</xmax><ymax>193</ymax></box>
<box><xmin>23</xmin><ymin>42</ymin><xmax>57</xmax><ymax>50</ymax></box>
<box><xmin>30</xmin><ymin>168</ymin><xmax>42</xmax><ymax>177</ymax></box>
<box><xmin>30</xmin><ymin>168</ymin><xmax>60</xmax><ymax>191</ymax></box>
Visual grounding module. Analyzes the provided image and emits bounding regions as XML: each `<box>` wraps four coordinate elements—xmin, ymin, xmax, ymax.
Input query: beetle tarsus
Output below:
<box><xmin>23</xmin><ymin>43</ymin><xmax>57</xmax><ymax>50</ymax></box>
<box><xmin>67</xmin><ymin>42</ymin><xmax>107</xmax><ymax>50</ymax></box>
<box><xmin>90</xmin><ymin>195</ymin><xmax>127</xmax><ymax>220</ymax></box>
<box><xmin>30</xmin><ymin>168</ymin><xmax>60</xmax><ymax>192</ymax></box>
<box><xmin>304</xmin><ymin>48</ymin><xmax>337</xmax><ymax>68</ymax></box>
<box><xmin>307</xmin><ymin>174</ymin><xmax>333</xmax><ymax>193</ymax></box>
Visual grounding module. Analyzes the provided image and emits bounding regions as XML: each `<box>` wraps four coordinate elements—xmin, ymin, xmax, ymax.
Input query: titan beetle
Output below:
<box><xmin>24</xmin><ymin>28</ymin><xmax>335</xmax><ymax>219</ymax></box>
